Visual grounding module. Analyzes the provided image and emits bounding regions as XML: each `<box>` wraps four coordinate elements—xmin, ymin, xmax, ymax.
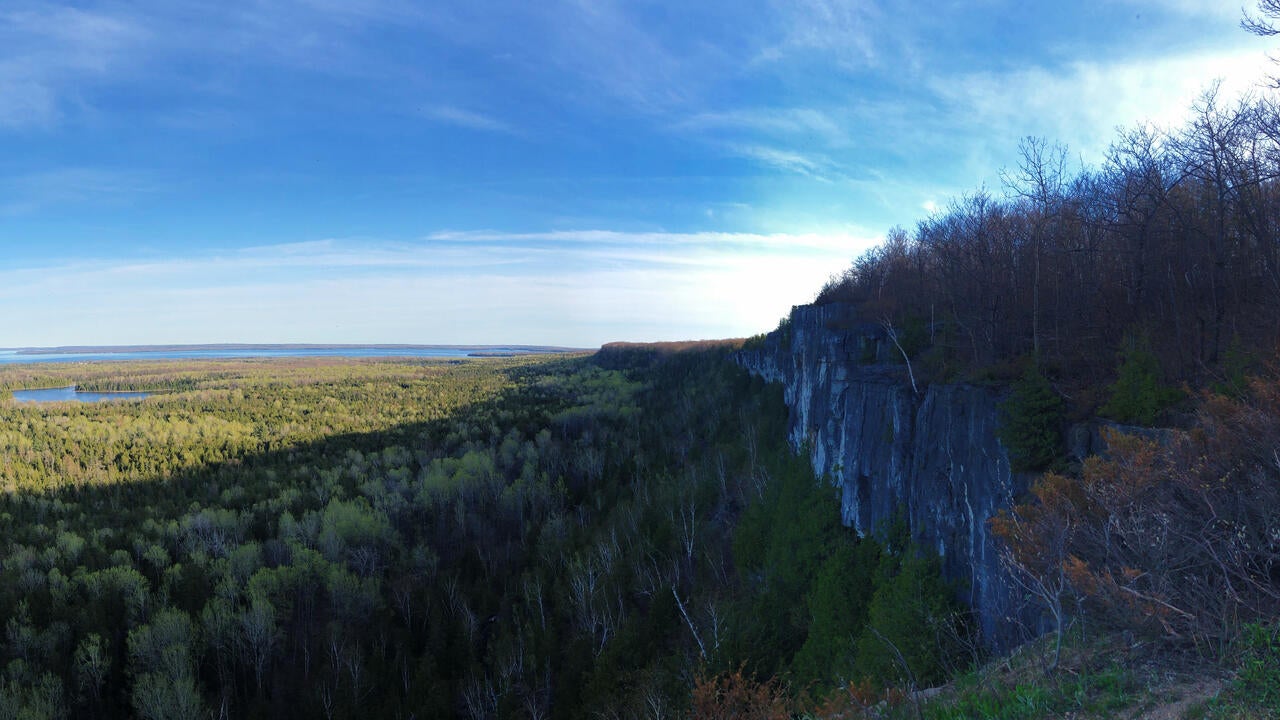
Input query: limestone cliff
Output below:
<box><xmin>738</xmin><ymin>303</ymin><xmax>1035</xmax><ymax>649</ymax></box>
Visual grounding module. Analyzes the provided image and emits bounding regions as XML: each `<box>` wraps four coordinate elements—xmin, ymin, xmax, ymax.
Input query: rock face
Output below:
<box><xmin>738</xmin><ymin>303</ymin><xmax>1035</xmax><ymax>649</ymax></box>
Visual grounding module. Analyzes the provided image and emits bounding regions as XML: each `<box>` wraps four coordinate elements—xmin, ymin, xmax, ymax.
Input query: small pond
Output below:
<box><xmin>12</xmin><ymin>386</ymin><xmax>153</xmax><ymax>403</ymax></box>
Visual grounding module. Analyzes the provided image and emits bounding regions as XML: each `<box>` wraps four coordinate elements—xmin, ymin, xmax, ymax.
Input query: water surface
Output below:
<box><xmin>13</xmin><ymin>386</ymin><xmax>152</xmax><ymax>403</ymax></box>
<box><xmin>0</xmin><ymin>346</ymin><xmax>557</xmax><ymax>365</ymax></box>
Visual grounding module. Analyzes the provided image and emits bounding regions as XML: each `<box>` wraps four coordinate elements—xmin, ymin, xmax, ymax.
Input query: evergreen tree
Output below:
<box><xmin>1101</xmin><ymin>339</ymin><xmax>1182</xmax><ymax>426</ymax></box>
<box><xmin>852</xmin><ymin>551</ymin><xmax>960</xmax><ymax>688</ymax></box>
<box><xmin>998</xmin><ymin>364</ymin><xmax>1065</xmax><ymax>472</ymax></box>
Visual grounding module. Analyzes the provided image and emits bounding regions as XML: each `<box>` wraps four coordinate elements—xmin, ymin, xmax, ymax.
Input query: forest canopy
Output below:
<box><xmin>815</xmin><ymin>86</ymin><xmax>1280</xmax><ymax>393</ymax></box>
<box><xmin>0</xmin><ymin>352</ymin><xmax>962</xmax><ymax>719</ymax></box>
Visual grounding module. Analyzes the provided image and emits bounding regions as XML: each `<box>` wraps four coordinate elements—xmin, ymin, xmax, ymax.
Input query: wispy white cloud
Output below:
<box><xmin>729</xmin><ymin>144</ymin><xmax>845</xmax><ymax>180</ymax></box>
<box><xmin>205</xmin><ymin>0</ymin><xmax>430</xmax><ymax>74</ymax></box>
<box><xmin>423</xmin><ymin>106</ymin><xmax>519</xmax><ymax>134</ymax></box>
<box><xmin>762</xmin><ymin>0</ymin><xmax>884</xmax><ymax>69</ymax></box>
<box><xmin>933</xmin><ymin>46</ymin><xmax>1274</xmax><ymax>170</ymax></box>
<box><xmin>0</xmin><ymin>232</ymin><xmax>878</xmax><ymax>346</ymax></box>
<box><xmin>287</xmin><ymin>0</ymin><xmax>423</xmax><ymax>24</ymax></box>
<box><xmin>0</xmin><ymin>0</ymin><xmax>440</xmax><ymax>132</ymax></box>
<box><xmin>537</xmin><ymin>0</ymin><xmax>697</xmax><ymax>113</ymax></box>
<box><xmin>672</xmin><ymin>106</ymin><xmax>863</xmax><ymax>179</ymax></box>
<box><xmin>676</xmin><ymin>107</ymin><xmax>849</xmax><ymax>146</ymax></box>
<box><xmin>0</xmin><ymin>4</ymin><xmax>147</xmax><ymax>129</ymax></box>
<box><xmin>0</xmin><ymin>75</ymin><xmax>56</xmax><ymax>129</ymax></box>
<box><xmin>0</xmin><ymin>167</ymin><xmax>156</xmax><ymax>214</ymax></box>
<box><xmin>424</xmin><ymin>229</ymin><xmax>877</xmax><ymax>254</ymax></box>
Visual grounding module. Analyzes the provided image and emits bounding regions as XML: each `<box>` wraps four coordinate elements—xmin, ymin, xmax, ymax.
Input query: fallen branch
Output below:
<box><xmin>881</xmin><ymin>319</ymin><xmax>920</xmax><ymax>396</ymax></box>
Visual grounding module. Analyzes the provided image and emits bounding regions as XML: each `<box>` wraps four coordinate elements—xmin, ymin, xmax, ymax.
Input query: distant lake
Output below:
<box><xmin>13</xmin><ymin>386</ymin><xmax>152</xmax><ymax>404</ymax></box>
<box><xmin>0</xmin><ymin>346</ymin><xmax>567</xmax><ymax>365</ymax></box>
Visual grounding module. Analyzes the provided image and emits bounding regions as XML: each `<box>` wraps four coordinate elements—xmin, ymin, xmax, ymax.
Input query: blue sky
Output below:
<box><xmin>0</xmin><ymin>0</ymin><xmax>1272</xmax><ymax>347</ymax></box>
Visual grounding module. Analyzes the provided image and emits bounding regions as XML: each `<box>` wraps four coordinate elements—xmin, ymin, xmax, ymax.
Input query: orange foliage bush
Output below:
<box><xmin>690</xmin><ymin>667</ymin><xmax>792</xmax><ymax>720</ymax></box>
<box><xmin>805</xmin><ymin>677</ymin><xmax>908</xmax><ymax>719</ymax></box>
<box><xmin>991</xmin><ymin>376</ymin><xmax>1280</xmax><ymax>650</ymax></box>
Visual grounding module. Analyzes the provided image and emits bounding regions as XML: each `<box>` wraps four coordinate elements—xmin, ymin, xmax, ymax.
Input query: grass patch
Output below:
<box><xmin>926</xmin><ymin>661</ymin><xmax>1136</xmax><ymax>720</ymax></box>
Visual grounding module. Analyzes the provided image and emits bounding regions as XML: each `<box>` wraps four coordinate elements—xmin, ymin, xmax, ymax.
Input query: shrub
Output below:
<box><xmin>1101</xmin><ymin>339</ymin><xmax>1181</xmax><ymax>426</ymax></box>
<box><xmin>690</xmin><ymin>667</ymin><xmax>792</xmax><ymax>720</ymax></box>
<box><xmin>1234</xmin><ymin>623</ymin><xmax>1280</xmax><ymax>713</ymax></box>
<box><xmin>994</xmin><ymin>380</ymin><xmax>1280</xmax><ymax>650</ymax></box>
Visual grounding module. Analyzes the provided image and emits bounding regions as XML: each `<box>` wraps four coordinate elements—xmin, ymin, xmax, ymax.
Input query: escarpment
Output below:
<box><xmin>738</xmin><ymin>303</ymin><xmax>1037</xmax><ymax>649</ymax></box>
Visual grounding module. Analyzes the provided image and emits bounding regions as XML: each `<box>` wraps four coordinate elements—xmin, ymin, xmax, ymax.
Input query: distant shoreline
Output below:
<box><xmin>3</xmin><ymin>343</ymin><xmax>588</xmax><ymax>356</ymax></box>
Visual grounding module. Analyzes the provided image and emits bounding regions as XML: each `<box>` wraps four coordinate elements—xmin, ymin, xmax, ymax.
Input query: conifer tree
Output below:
<box><xmin>998</xmin><ymin>364</ymin><xmax>1065</xmax><ymax>472</ymax></box>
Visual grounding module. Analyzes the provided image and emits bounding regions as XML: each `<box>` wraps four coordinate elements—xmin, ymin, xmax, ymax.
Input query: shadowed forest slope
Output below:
<box><xmin>0</xmin><ymin>351</ymin><xmax>963</xmax><ymax>719</ymax></box>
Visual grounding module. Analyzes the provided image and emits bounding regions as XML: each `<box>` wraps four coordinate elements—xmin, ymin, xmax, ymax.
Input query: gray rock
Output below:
<box><xmin>1067</xmin><ymin>423</ymin><xmax>1093</xmax><ymax>461</ymax></box>
<box><xmin>738</xmin><ymin>303</ymin><xmax>1040</xmax><ymax>650</ymax></box>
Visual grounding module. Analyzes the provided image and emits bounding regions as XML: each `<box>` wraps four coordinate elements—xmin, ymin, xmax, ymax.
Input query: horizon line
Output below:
<box><xmin>1</xmin><ymin>343</ymin><xmax>595</xmax><ymax>355</ymax></box>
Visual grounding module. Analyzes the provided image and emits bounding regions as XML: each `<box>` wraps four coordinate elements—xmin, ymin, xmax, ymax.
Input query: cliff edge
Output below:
<box><xmin>738</xmin><ymin>303</ymin><xmax>1035</xmax><ymax>649</ymax></box>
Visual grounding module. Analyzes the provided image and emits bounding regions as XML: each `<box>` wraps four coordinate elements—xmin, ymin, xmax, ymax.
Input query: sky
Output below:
<box><xmin>0</xmin><ymin>0</ymin><xmax>1273</xmax><ymax>347</ymax></box>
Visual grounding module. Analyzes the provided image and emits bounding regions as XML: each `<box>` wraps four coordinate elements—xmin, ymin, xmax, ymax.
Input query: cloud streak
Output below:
<box><xmin>0</xmin><ymin>4</ymin><xmax>147</xmax><ymax>128</ymax></box>
<box><xmin>424</xmin><ymin>229</ymin><xmax>875</xmax><ymax>253</ymax></box>
<box><xmin>0</xmin><ymin>167</ymin><xmax>157</xmax><ymax>215</ymax></box>
<box><xmin>677</xmin><ymin>107</ymin><xmax>848</xmax><ymax>145</ymax></box>
<box><xmin>0</xmin><ymin>233</ymin><xmax>877</xmax><ymax>347</ymax></box>
<box><xmin>423</xmin><ymin>106</ymin><xmax>519</xmax><ymax>134</ymax></box>
<box><xmin>731</xmin><ymin>144</ymin><xmax>846</xmax><ymax>180</ymax></box>
<box><xmin>933</xmin><ymin>47</ymin><xmax>1274</xmax><ymax>169</ymax></box>
<box><xmin>763</xmin><ymin>0</ymin><xmax>884</xmax><ymax>69</ymax></box>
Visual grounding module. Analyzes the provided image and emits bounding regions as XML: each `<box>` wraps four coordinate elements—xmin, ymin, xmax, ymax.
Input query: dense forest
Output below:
<box><xmin>0</xmin><ymin>351</ymin><xmax>967</xmax><ymax>719</ymax></box>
